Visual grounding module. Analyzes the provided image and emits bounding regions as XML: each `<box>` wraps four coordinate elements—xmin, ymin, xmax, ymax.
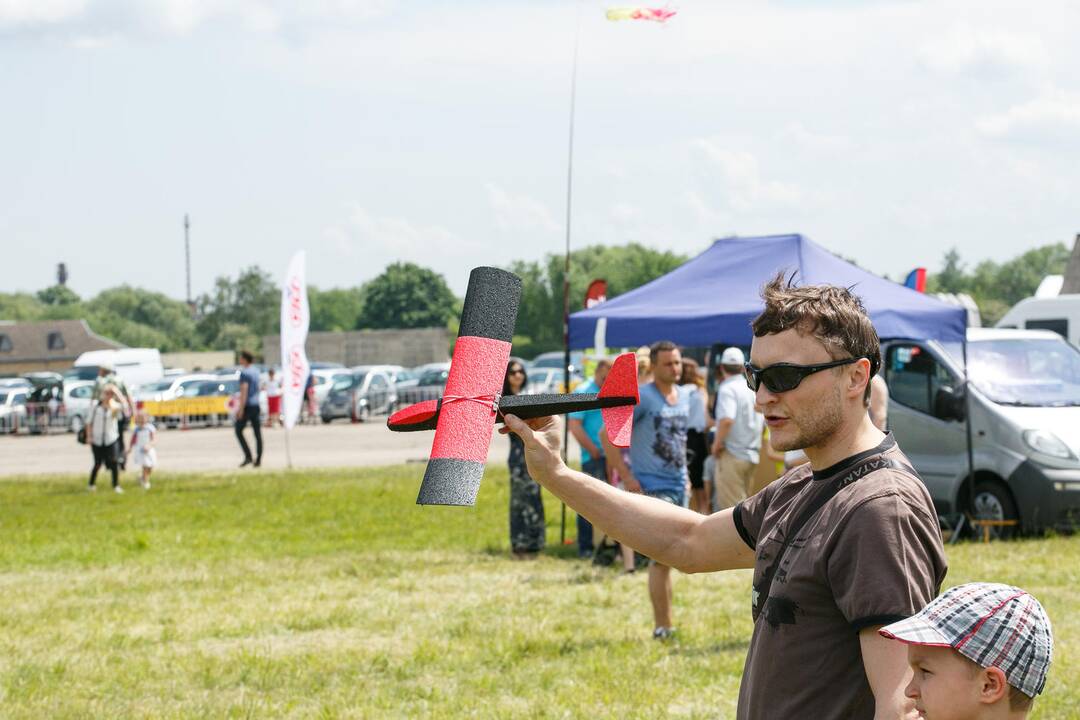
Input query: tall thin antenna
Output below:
<box><xmin>184</xmin><ymin>213</ymin><xmax>192</xmax><ymax>306</ymax></box>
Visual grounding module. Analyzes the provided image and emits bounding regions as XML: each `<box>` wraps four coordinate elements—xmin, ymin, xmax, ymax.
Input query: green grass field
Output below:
<box><xmin>0</xmin><ymin>466</ymin><xmax>1076</xmax><ymax>718</ymax></box>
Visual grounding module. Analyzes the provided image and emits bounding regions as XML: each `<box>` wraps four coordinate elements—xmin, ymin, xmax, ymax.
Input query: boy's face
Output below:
<box><xmin>905</xmin><ymin>645</ymin><xmax>990</xmax><ymax>719</ymax></box>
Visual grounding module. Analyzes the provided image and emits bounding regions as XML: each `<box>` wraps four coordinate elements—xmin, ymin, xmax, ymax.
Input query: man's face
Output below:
<box><xmin>748</xmin><ymin>328</ymin><xmax>846</xmax><ymax>452</ymax></box>
<box><xmin>905</xmin><ymin>645</ymin><xmax>985</xmax><ymax>720</ymax></box>
<box><xmin>652</xmin><ymin>349</ymin><xmax>682</xmax><ymax>385</ymax></box>
<box><xmin>594</xmin><ymin>362</ymin><xmax>611</xmax><ymax>386</ymax></box>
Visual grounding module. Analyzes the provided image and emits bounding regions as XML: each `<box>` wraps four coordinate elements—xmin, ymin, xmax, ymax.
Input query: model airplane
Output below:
<box><xmin>387</xmin><ymin>266</ymin><xmax>639</xmax><ymax>507</ymax></box>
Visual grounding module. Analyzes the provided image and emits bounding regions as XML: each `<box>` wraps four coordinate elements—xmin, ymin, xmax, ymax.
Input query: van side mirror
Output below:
<box><xmin>933</xmin><ymin>386</ymin><xmax>966</xmax><ymax>422</ymax></box>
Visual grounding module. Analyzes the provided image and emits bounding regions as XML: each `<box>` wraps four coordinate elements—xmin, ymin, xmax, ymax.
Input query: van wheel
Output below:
<box><xmin>970</xmin><ymin>481</ymin><xmax>1019</xmax><ymax>540</ymax></box>
<box><xmin>69</xmin><ymin>415</ymin><xmax>84</xmax><ymax>434</ymax></box>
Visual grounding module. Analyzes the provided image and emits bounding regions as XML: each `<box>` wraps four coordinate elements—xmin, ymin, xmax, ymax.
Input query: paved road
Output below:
<box><xmin>0</xmin><ymin>419</ymin><xmax>582</xmax><ymax>478</ymax></box>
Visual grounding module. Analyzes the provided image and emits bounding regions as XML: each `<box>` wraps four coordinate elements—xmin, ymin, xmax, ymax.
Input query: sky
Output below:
<box><xmin>2</xmin><ymin>0</ymin><xmax>1079</xmax><ymax>299</ymax></box>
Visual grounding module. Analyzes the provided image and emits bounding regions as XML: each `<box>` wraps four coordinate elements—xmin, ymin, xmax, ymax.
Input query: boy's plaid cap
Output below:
<box><xmin>880</xmin><ymin>582</ymin><xmax>1052</xmax><ymax>698</ymax></box>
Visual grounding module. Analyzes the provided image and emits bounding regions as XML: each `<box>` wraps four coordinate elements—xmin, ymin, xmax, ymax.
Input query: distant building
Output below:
<box><xmin>262</xmin><ymin>327</ymin><xmax>450</xmax><ymax>368</ymax></box>
<box><xmin>0</xmin><ymin>319</ymin><xmax>123</xmax><ymax>375</ymax></box>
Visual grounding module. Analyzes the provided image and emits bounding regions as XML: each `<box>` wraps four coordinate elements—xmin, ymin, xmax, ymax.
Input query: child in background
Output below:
<box><xmin>127</xmin><ymin>410</ymin><xmax>157</xmax><ymax>490</ymax></box>
<box><xmin>265</xmin><ymin>368</ymin><xmax>282</xmax><ymax>427</ymax></box>
<box><xmin>879</xmin><ymin>582</ymin><xmax>1052</xmax><ymax>720</ymax></box>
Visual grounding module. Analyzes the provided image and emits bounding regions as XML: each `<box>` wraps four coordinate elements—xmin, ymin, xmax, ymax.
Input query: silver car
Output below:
<box><xmin>884</xmin><ymin>328</ymin><xmax>1080</xmax><ymax>534</ymax></box>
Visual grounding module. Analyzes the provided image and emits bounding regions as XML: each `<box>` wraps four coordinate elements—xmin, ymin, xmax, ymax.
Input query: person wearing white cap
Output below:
<box><xmin>711</xmin><ymin>346</ymin><xmax>764</xmax><ymax>510</ymax></box>
<box><xmin>880</xmin><ymin>582</ymin><xmax>1053</xmax><ymax>718</ymax></box>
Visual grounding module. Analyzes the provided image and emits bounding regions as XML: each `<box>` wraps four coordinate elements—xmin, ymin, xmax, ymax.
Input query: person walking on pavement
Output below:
<box><xmin>235</xmin><ymin>351</ymin><xmax>263</xmax><ymax>467</ymax></box>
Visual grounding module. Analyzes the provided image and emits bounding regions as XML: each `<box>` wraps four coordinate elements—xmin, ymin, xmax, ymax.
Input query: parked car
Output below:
<box><xmin>320</xmin><ymin>368</ymin><xmax>396</xmax><ymax>422</ymax></box>
<box><xmin>0</xmin><ymin>377</ymin><xmax>32</xmax><ymax>389</ymax></box>
<box><xmin>415</xmin><ymin>364</ymin><xmax>450</xmax><ymax>388</ymax></box>
<box><xmin>395</xmin><ymin>363</ymin><xmax>451</xmax><ymax>406</ymax></box>
<box><xmin>135</xmin><ymin>373</ymin><xmax>219</xmax><ymax>404</ymax></box>
<box><xmin>191</xmin><ymin>378</ymin><xmax>241</xmax><ymax>424</ymax></box>
<box><xmin>133</xmin><ymin>373</ymin><xmax>219</xmax><ymax>427</ymax></box>
<box><xmin>522</xmin><ymin>369</ymin><xmax>565</xmax><ymax>397</ymax></box>
<box><xmin>883</xmin><ymin>327</ymin><xmax>1080</xmax><ymax>535</ymax></box>
<box><xmin>21</xmin><ymin>373</ymin><xmax>64</xmax><ymax>434</ymax></box>
<box><xmin>312</xmin><ymin>368</ymin><xmax>354</xmax><ymax>406</ymax></box>
<box><xmin>0</xmin><ymin>386</ymin><xmax>29</xmax><ymax>433</ymax></box>
<box><xmin>63</xmin><ymin>380</ymin><xmax>95</xmax><ymax>433</ymax></box>
<box><xmin>62</xmin><ymin>366</ymin><xmax>99</xmax><ymax>383</ymax></box>
<box><xmin>531</xmin><ymin>350</ymin><xmax>584</xmax><ymax>374</ymax></box>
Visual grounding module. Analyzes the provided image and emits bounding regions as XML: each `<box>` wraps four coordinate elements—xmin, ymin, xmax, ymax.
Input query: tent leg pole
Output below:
<box><xmin>962</xmin><ymin>339</ymin><xmax>975</xmax><ymax>537</ymax></box>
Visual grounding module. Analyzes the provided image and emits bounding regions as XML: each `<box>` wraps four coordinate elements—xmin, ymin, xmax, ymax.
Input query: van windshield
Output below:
<box><xmin>952</xmin><ymin>338</ymin><xmax>1080</xmax><ymax>406</ymax></box>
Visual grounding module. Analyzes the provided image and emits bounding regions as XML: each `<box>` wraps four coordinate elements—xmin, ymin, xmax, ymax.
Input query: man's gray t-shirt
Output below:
<box><xmin>732</xmin><ymin>435</ymin><xmax>947</xmax><ymax>720</ymax></box>
<box><xmin>715</xmin><ymin>375</ymin><xmax>763</xmax><ymax>464</ymax></box>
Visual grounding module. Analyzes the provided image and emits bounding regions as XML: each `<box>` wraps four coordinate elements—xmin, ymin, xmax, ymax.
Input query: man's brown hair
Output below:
<box><xmin>649</xmin><ymin>340</ymin><xmax>679</xmax><ymax>365</ymax></box>
<box><xmin>751</xmin><ymin>272</ymin><xmax>881</xmax><ymax>405</ymax></box>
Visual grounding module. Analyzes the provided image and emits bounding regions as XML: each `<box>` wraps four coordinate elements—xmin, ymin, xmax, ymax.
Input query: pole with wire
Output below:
<box><xmin>559</xmin><ymin>1</ymin><xmax>583</xmax><ymax>547</ymax></box>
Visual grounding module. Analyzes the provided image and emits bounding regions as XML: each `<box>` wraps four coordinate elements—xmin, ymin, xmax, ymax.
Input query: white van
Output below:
<box><xmin>74</xmin><ymin>348</ymin><xmax>164</xmax><ymax>388</ymax></box>
<box><xmin>996</xmin><ymin>294</ymin><xmax>1080</xmax><ymax>347</ymax></box>
<box><xmin>883</xmin><ymin>328</ymin><xmax>1080</xmax><ymax>534</ymax></box>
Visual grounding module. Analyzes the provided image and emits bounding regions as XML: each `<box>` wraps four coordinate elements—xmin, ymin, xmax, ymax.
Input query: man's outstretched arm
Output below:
<box><xmin>502</xmin><ymin>414</ymin><xmax>755</xmax><ymax>573</ymax></box>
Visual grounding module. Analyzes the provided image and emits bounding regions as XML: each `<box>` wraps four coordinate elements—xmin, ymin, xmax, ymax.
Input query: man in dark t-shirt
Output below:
<box><xmin>502</xmin><ymin>275</ymin><xmax>947</xmax><ymax>719</ymax></box>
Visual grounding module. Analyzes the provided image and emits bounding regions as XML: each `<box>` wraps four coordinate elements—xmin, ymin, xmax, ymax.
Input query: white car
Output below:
<box><xmin>63</xmin><ymin>380</ymin><xmax>96</xmax><ymax>433</ymax></box>
<box><xmin>135</xmin><ymin>374</ymin><xmax>219</xmax><ymax>403</ymax></box>
<box><xmin>524</xmin><ymin>367</ymin><xmax>577</xmax><ymax>395</ymax></box>
<box><xmin>0</xmin><ymin>386</ymin><xmax>29</xmax><ymax>433</ymax></box>
<box><xmin>312</xmin><ymin>368</ymin><xmax>354</xmax><ymax>406</ymax></box>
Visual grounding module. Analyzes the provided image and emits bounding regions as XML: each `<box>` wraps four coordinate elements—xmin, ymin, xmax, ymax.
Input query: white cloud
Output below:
<box><xmin>690</xmin><ymin>139</ymin><xmax>804</xmax><ymax>213</ymax></box>
<box><xmin>0</xmin><ymin>0</ymin><xmax>86</xmax><ymax>28</ymax></box>
<box><xmin>977</xmin><ymin>88</ymin><xmax>1080</xmax><ymax>139</ymax></box>
<box><xmin>919</xmin><ymin>26</ymin><xmax>1050</xmax><ymax>77</ymax></box>
<box><xmin>485</xmin><ymin>183</ymin><xmax>560</xmax><ymax>234</ymax></box>
<box><xmin>326</xmin><ymin>205</ymin><xmax>461</xmax><ymax>266</ymax></box>
<box><xmin>0</xmin><ymin>0</ymin><xmax>394</xmax><ymax>40</ymax></box>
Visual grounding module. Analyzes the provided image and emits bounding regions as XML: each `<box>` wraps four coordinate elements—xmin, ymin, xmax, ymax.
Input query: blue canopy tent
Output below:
<box><xmin>568</xmin><ymin>233</ymin><xmax>977</xmax><ymax>536</ymax></box>
<box><xmin>568</xmin><ymin>234</ymin><xmax>966</xmax><ymax>349</ymax></box>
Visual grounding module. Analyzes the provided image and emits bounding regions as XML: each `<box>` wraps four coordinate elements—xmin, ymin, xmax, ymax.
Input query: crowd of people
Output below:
<box><xmin>498</xmin><ymin>275</ymin><xmax>1054</xmax><ymax>719</ymax></box>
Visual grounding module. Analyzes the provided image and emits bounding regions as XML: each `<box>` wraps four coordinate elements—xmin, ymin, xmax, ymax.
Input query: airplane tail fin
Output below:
<box><xmin>599</xmin><ymin>352</ymin><xmax>638</xmax><ymax>448</ymax></box>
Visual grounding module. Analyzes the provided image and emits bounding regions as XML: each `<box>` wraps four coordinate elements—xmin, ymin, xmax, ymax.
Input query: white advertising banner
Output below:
<box><xmin>280</xmin><ymin>251</ymin><xmax>310</xmax><ymax>430</ymax></box>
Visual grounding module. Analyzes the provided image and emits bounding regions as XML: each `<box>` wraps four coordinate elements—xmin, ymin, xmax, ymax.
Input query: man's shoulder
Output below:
<box><xmin>832</xmin><ymin>447</ymin><xmax>937</xmax><ymax>522</ymax></box>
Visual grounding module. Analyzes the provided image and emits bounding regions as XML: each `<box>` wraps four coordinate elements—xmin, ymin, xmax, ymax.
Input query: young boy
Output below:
<box><xmin>879</xmin><ymin>582</ymin><xmax>1053</xmax><ymax>719</ymax></box>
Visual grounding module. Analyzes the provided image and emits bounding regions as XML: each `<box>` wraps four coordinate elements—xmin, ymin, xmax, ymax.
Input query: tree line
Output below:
<box><xmin>0</xmin><ymin>241</ymin><xmax>1070</xmax><ymax>356</ymax></box>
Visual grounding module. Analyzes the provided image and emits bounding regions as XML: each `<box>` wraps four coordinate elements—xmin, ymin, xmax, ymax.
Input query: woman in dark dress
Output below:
<box><xmin>504</xmin><ymin>360</ymin><xmax>545</xmax><ymax>558</ymax></box>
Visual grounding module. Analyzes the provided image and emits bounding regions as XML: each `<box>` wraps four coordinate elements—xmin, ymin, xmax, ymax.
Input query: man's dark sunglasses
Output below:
<box><xmin>743</xmin><ymin>357</ymin><xmax>861</xmax><ymax>394</ymax></box>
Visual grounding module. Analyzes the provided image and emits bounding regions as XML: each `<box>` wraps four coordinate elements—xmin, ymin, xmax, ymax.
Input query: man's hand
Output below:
<box><xmin>622</xmin><ymin>473</ymin><xmax>642</xmax><ymax>493</ymax></box>
<box><xmin>501</xmin><ymin>414</ymin><xmax>566</xmax><ymax>483</ymax></box>
<box><xmin>711</xmin><ymin>441</ymin><xmax>726</xmax><ymax>458</ymax></box>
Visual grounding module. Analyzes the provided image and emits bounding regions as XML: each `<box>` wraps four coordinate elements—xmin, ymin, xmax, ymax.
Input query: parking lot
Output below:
<box><xmin>0</xmin><ymin>419</ymin><xmax>559</xmax><ymax>478</ymax></box>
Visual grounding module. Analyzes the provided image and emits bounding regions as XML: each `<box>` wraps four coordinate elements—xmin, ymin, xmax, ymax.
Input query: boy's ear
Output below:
<box><xmin>979</xmin><ymin>666</ymin><xmax>1009</xmax><ymax>705</ymax></box>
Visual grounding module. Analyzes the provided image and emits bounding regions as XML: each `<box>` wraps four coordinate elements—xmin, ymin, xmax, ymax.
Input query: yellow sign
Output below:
<box><xmin>142</xmin><ymin>397</ymin><xmax>230</xmax><ymax>417</ymax></box>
